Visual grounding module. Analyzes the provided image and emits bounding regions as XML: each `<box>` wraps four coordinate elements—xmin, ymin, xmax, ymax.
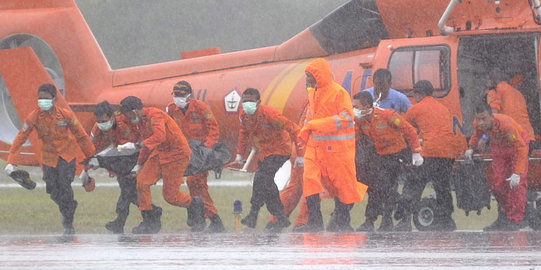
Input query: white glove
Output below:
<box><xmin>88</xmin><ymin>157</ymin><xmax>99</xmax><ymax>170</ymax></box>
<box><xmin>412</xmin><ymin>153</ymin><xmax>424</xmax><ymax>167</ymax></box>
<box><xmin>234</xmin><ymin>154</ymin><xmax>245</xmax><ymax>165</ymax></box>
<box><xmin>79</xmin><ymin>170</ymin><xmax>90</xmax><ymax>182</ymax></box>
<box><xmin>294</xmin><ymin>156</ymin><xmax>304</xmax><ymax>168</ymax></box>
<box><xmin>117</xmin><ymin>142</ymin><xmax>136</xmax><ymax>152</ymax></box>
<box><xmin>4</xmin><ymin>164</ymin><xmax>15</xmax><ymax>176</ymax></box>
<box><xmin>464</xmin><ymin>149</ymin><xmax>473</xmax><ymax>160</ymax></box>
<box><xmin>131</xmin><ymin>164</ymin><xmax>141</xmax><ymax>175</ymax></box>
<box><xmin>506</xmin><ymin>173</ymin><xmax>520</xmax><ymax>189</ymax></box>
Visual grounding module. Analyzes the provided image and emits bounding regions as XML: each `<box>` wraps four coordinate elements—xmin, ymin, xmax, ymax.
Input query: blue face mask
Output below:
<box><xmin>38</xmin><ymin>99</ymin><xmax>54</xmax><ymax>111</ymax></box>
<box><xmin>242</xmin><ymin>101</ymin><xmax>258</xmax><ymax>115</ymax></box>
<box><xmin>97</xmin><ymin>120</ymin><xmax>114</xmax><ymax>131</ymax></box>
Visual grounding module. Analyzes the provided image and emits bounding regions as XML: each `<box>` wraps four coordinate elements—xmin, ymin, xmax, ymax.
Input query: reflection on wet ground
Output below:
<box><xmin>1</xmin><ymin>231</ymin><xmax>540</xmax><ymax>269</ymax></box>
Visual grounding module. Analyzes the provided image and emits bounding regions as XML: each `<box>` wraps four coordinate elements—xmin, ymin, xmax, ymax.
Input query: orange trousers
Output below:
<box><xmin>187</xmin><ymin>171</ymin><xmax>218</xmax><ymax>218</ymax></box>
<box><xmin>136</xmin><ymin>156</ymin><xmax>191</xmax><ymax>210</ymax></box>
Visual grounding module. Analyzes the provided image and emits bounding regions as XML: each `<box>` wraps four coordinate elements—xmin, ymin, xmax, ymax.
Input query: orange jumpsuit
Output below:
<box><xmin>405</xmin><ymin>96</ymin><xmax>465</xmax><ymax>159</ymax></box>
<box><xmin>123</xmin><ymin>107</ymin><xmax>192</xmax><ymax>211</ymax></box>
<box><xmin>469</xmin><ymin>114</ymin><xmax>529</xmax><ymax>223</ymax></box>
<box><xmin>166</xmin><ymin>99</ymin><xmax>220</xmax><ymax>218</ymax></box>
<box><xmin>8</xmin><ymin>106</ymin><xmax>95</xmax><ymax>167</ymax></box>
<box><xmin>301</xmin><ymin>58</ymin><xmax>367</xmax><ymax>205</ymax></box>
<box><xmin>238</xmin><ymin>105</ymin><xmax>300</xmax><ymax>161</ymax></box>
<box><xmin>358</xmin><ymin>107</ymin><xmax>421</xmax><ymax>156</ymax></box>
<box><xmin>487</xmin><ymin>81</ymin><xmax>535</xmax><ymax>141</ymax></box>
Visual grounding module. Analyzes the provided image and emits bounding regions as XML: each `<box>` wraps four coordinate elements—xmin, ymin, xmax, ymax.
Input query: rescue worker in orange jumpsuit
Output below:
<box><xmin>90</xmin><ymin>101</ymin><xmax>162</xmax><ymax>234</ymax></box>
<box><xmin>353</xmin><ymin>91</ymin><xmax>423</xmax><ymax>232</ymax></box>
<box><xmin>165</xmin><ymin>80</ymin><xmax>225</xmax><ymax>233</ymax></box>
<box><xmin>235</xmin><ymin>87</ymin><xmax>301</xmax><ymax>232</ymax></box>
<box><xmin>397</xmin><ymin>80</ymin><xmax>465</xmax><ymax>231</ymax></box>
<box><xmin>295</xmin><ymin>58</ymin><xmax>368</xmax><ymax>232</ymax></box>
<box><xmin>119</xmin><ymin>96</ymin><xmax>205</xmax><ymax>232</ymax></box>
<box><xmin>465</xmin><ymin>102</ymin><xmax>529</xmax><ymax>231</ymax></box>
<box><xmin>4</xmin><ymin>84</ymin><xmax>95</xmax><ymax>235</ymax></box>
<box><xmin>481</xmin><ymin>68</ymin><xmax>535</xmax><ymax>150</ymax></box>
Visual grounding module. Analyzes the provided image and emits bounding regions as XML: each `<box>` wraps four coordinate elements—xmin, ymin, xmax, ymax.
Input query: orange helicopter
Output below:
<box><xmin>1</xmin><ymin>0</ymin><xmax>541</xmax><ymax>230</ymax></box>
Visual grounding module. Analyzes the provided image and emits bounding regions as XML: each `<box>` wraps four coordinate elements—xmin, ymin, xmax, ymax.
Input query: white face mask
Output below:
<box><xmin>354</xmin><ymin>108</ymin><xmax>373</xmax><ymax>119</ymax></box>
<box><xmin>174</xmin><ymin>95</ymin><xmax>190</xmax><ymax>109</ymax></box>
<box><xmin>97</xmin><ymin>120</ymin><xmax>114</xmax><ymax>131</ymax></box>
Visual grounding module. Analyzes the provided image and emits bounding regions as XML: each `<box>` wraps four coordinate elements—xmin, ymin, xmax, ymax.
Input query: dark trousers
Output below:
<box><xmin>115</xmin><ymin>175</ymin><xmax>139</xmax><ymax>224</ymax></box>
<box><xmin>401</xmin><ymin>157</ymin><xmax>455</xmax><ymax>218</ymax></box>
<box><xmin>43</xmin><ymin>157</ymin><xmax>77</xmax><ymax>228</ymax></box>
<box><xmin>250</xmin><ymin>154</ymin><xmax>290</xmax><ymax>215</ymax></box>
<box><xmin>361</xmin><ymin>150</ymin><xmax>407</xmax><ymax>222</ymax></box>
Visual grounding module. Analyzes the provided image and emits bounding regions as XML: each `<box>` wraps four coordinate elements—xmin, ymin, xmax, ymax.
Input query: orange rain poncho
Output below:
<box><xmin>300</xmin><ymin>58</ymin><xmax>367</xmax><ymax>204</ymax></box>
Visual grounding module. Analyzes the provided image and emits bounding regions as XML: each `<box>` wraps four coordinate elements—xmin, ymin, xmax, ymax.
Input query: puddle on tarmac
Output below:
<box><xmin>1</xmin><ymin>231</ymin><xmax>541</xmax><ymax>269</ymax></box>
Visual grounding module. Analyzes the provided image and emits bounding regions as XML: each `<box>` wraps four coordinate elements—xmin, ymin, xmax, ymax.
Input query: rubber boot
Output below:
<box><xmin>483</xmin><ymin>206</ymin><xmax>505</xmax><ymax>231</ymax></box>
<box><xmin>241</xmin><ymin>207</ymin><xmax>259</xmax><ymax>228</ymax></box>
<box><xmin>62</xmin><ymin>201</ymin><xmax>77</xmax><ymax>235</ymax></box>
<box><xmin>206</xmin><ymin>214</ymin><xmax>226</xmax><ymax>233</ymax></box>
<box><xmin>293</xmin><ymin>195</ymin><xmax>323</xmax><ymax>232</ymax></box>
<box><xmin>378</xmin><ymin>214</ymin><xmax>394</xmax><ymax>232</ymax></box>
<box><xmin>356</xmin><ymin>219</ymin><xmax>375</xmax><ymax>232</ymax></box>
<box><xmin>105</xmin><ymin>218</ymin><xmax>125</xmax><ymax>234</ymax></box>
<box><xmin>132</xmin><ymin>210</ymin><xmax>155</xmax><ymax>234</ymax></box>
<box><xmin>394</xmin><ymin>215</ymin><xmax>412</xmax><ymax>232</ymax></box>
<box><xmin>267</xmin><ymin>212</ymin><xmax>290</xmax><ymax>233</ymax></box>
<box><xmin>187</xmin><ymin>196</ymin><xmax>206</xmax><ymax>232</ymax></box>
<box><xmin>326</xmin><ymin>197</ymin><xmax>354</xmax><ymax>232</ymax></box>
<box><xmin>149</xmin><ymin>205</ymin><xmax>162</xmax><ymax>233</ymax></box>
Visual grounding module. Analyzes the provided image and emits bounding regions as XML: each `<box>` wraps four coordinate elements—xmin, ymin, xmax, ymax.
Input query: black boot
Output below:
<box><xmin>356</xmin><ymin>219</ymin><xmax>375</xmax><ymax>232</ymax></box>
<box><xmin>484</xmin><ymin>207</ymin><xmax>506</xmax><ymax>231</ymax></box>
<box><xmin>149</xmin><ymin>205</ymin><xmax>162</xmax><ymax>233</ymax></box>
<box><xmin>105</xmin><ymin>218</ymin><xmax>125</xmax><ymax>234</ymax></box>
<box><xmin>267</xmin><ymin>212</ymin><xmax>290</xmax><ymax>233</ymax></box>
<box><xmin>293</xmin><ymin>195</ymin><xmax>324</xmax><ymax>232</ymax></box>
<box><xmin>394</xmin><ymin>215</ymin><xmax>412</xmax><ymax>232</ymax></box>
<box><xmin>132</xmin><ymin>210</ymin><xmax>156</xmax><ymax>234</ymax></box>
<box><xmin>326</xmin><ymin>197</ymin><xmax>354</xmax><ymax>232</ymax></box>
<box><xmin>206</xmin><ymin>214</ymin><xmax>226</xmax><ymax>233</ymax></box>
<box><xmin>62</xmin><ymin>201</ymin><xmax>77</xmax><ymax>235</ymax></box>
<box><xmin>187</xmin><ymin>196</ymin><xmax>206</xmax><ymax>232</ymax></box>
<box><xmin>241</xmin><ymin>207</ymin><xmax>259</xmax><ymax>228</ymax></box>
<box><xmin>378</xmin><ymin>214</ymin><xmax>394</xmax><ymax>232</ymax></box>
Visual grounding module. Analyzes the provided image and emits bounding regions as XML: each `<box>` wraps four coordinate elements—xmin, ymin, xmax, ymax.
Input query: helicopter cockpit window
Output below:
<box><xmin>388</xmin><ymin>45</ymin><xmax>451</xmax><ymax>98</ymax></box>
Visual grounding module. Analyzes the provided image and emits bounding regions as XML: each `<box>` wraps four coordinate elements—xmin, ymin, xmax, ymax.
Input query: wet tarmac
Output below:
<box><xmin>1</xmin><ymin>231</ymin><xmax>540</xmax><ymax>269</ymax></box>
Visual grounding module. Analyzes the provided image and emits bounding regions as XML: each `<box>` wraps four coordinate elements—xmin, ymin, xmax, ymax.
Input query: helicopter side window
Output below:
<box><xmin>388</xmin><ymin>45</ymin><xmax>451</xmax><ymax>98</ymax></box>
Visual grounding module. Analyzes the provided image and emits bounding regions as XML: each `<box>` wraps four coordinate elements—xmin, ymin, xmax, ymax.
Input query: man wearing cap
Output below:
<box><xmin>166</xmin><ymin>80</ymin><xmax>225</xmax><ymax>233</ymax></box>
<box><xmin>119</xmin><ymin>96</ymin><xmax>206</xmax><ymax>232</ymax></box>
<box><xmin>397</xmin><ymin>80</ymin><xmax>466</xmax><ymax>231</ymax></box>
<box><xmin>90</xmin><ymin>101</ymin><xmax>162</xmax><ymax>234</ymax></box>
<box><xmin>4</xmin><ymin>83</ymin><xmax>95</xmax><ymax>235</ymax></box>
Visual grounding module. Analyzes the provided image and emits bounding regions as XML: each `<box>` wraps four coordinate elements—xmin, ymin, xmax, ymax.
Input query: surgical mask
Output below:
<box><xmin>353</xmin><ymin>108</ymin><xmax>363</xmax><ymax>119</ymax></box>
<box><xmin>355</xmin><ymin>108</ymin><xmax>373</xmax><ymax>119</ymax></box>
<box><xmin>97</xmin><ymin>120</ymin><xmax>114</xmax><ymax>131</ymax></box>
<box><xmin>242</xmin><ymin>101</ymin><xmax>258</xmax><ymax>115</ymax></box>
<box><xmin>38</xmin><ymin>99</ymin><xmax>54</xmax><ymax>111</ymax></box>
<box><xmin>131</xmin><ymin>116</ymin><xmax>140</xmax><ymax>124</ymax></box>
<box><xmin>174</xmin><ymin>96</ymin><xmax>189</xmax><ymax>109</ymax></box>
